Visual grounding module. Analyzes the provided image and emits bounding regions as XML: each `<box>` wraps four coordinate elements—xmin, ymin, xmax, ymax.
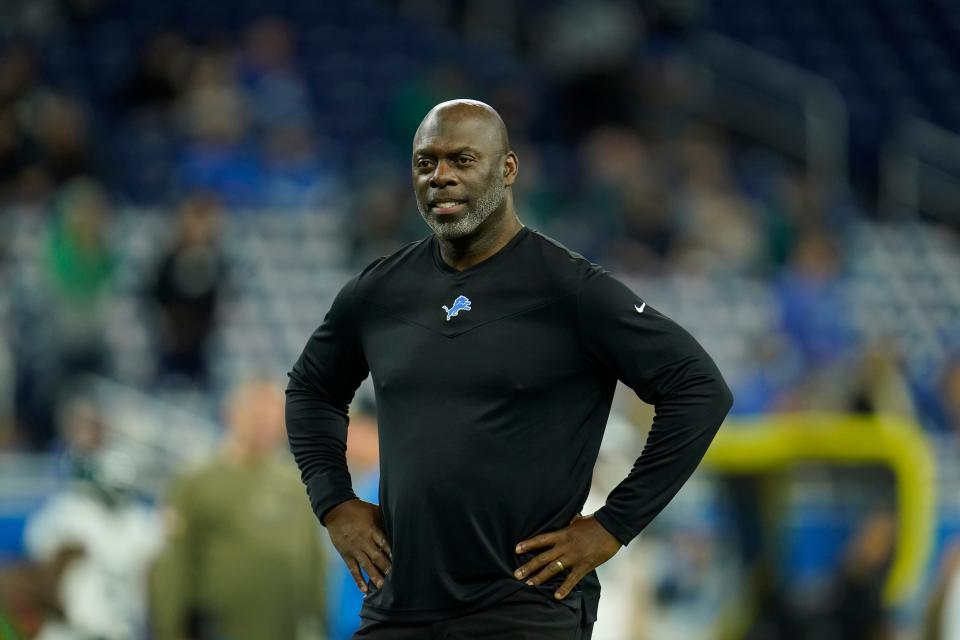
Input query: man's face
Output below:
<box><xmin>412</xmin><ymin>116</ymin><xmax>507</xmax><ymax>240</ymax></box>
<box><xmin>229</xmin><ymin>383</ymin><xmax>285</xmax><ymax>455</ymax></box>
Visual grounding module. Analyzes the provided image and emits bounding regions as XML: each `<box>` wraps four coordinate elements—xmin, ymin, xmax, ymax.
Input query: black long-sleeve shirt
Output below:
<box><xmin>286</xmin><ymin>227</ymin><xmax>732</xmax><ymax>624</ymax></box>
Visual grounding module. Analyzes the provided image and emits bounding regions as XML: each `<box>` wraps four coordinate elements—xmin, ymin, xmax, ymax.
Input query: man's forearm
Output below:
<box><xmin>285</xmin><ymin>376</ymin><xmax>356</xmax><ymax>524</ymax></box>
<box><xmin>594</xmin><ymin>372</ymin><xmax>733</xmax><ymax>546</ymax></box>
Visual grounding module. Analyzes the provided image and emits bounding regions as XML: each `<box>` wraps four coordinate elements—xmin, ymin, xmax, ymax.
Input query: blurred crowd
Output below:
<box><xmin>1</xmin><ymin>0</ymin><xmax>959</xmax><ymax>638</ymax></box>
<box><xmin>1</xmin><ymin>0</ymin><xmax>958</xmax><ymax>444</ymax></box>
<box><xmin>2</xmin><ymin>378</ymin><xmax>368</xmax><ymax>639</ymax></box>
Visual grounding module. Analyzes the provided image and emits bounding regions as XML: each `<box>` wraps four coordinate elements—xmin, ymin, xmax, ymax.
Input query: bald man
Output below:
<box><xmin>286</xmin><ymin>100</ymin><xmax>733</xmax><ymax>639</ymax></box>
<box><xmin>152</xmin><ymin>382</ymin><xmax>326</xmax><ymax>640</ymax></box>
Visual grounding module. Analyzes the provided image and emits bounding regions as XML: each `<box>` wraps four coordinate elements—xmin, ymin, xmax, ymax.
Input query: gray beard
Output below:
<box><xmin>418</xmin><ymin>177</ymin><xmax>506</xmax><ymax>240</ymax></box>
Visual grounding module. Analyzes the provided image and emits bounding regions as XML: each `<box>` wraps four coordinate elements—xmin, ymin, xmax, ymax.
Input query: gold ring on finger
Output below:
<box><xmin>555</xmin><ymin>560</ymin><xmax>564</xmax><ymax>571</ymax></box>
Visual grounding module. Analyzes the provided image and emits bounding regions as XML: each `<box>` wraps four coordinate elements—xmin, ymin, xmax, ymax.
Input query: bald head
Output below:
<box><xmin>414</xmin><ymin>99</ymin><xmax>510</xmax><ymax>156</ymax></box>
<box><xmin>224</xmin><ymin>380</ymin><xmax>285</xmax><ymax>460</ymax></box>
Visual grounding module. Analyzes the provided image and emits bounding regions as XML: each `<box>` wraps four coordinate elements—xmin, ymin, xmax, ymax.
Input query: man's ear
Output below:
<box><xmin>503</xmin><ymin>151</ymin><xmax>519</xmax><ymax>187</ymax></box>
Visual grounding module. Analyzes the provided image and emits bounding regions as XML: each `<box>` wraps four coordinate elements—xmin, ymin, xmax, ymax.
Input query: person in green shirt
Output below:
<box><xmin>150</xmin><ymin>381</ymin><xmax>327</xmax><ymax>640</ymax></box>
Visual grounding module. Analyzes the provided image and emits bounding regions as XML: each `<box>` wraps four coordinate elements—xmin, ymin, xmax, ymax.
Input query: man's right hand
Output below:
<box><xmin>324</xmin><ymin>498</ymin><xmax>392</xmax><ymax>593</ymax></box>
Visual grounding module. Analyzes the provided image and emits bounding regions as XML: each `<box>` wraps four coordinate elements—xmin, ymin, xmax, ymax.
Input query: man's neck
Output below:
<box><xmin>436</xmin><ymin>207</ymin><xmax>523</xmax><ymax>271</ymax></box>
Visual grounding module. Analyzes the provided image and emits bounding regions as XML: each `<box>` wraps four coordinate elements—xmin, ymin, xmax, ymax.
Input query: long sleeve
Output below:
<box><xmin>286</xmin><ymin>276</ymin><xmax>370</xmax><ymax>525</ymax></box>
<box><xmin>577</xmin><ymin>269</ymin><xmax>733</xmax><ymax>546</ymax></box>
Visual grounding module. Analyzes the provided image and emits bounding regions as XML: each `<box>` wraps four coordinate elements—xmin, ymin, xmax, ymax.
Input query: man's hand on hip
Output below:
<box><xmin>513</xmin><ymin>513</ymin><xmax>622</xmax><ymax>600</ymax></box>
<box><xmin>324</xmin><ymin>498</ymin><xmax>392</xmax><ymax>593</ymax></box>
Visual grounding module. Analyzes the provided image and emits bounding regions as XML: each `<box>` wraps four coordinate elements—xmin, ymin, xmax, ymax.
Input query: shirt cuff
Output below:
<box><xmin>593</xmin><ymin>506</ymin><xmax>636</xmax><ymax>547</ymax></box>
<box><xmin>307</xmin><ymin>475</ymin><xmax>357</xmax><ymax>526</ymax></box>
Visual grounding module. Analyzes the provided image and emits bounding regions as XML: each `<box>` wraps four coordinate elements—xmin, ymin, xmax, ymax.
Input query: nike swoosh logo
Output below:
<box><xmin>635</xmin><ymin>302</ymin><xmax>646</xmax><ymax>313</ymax></box>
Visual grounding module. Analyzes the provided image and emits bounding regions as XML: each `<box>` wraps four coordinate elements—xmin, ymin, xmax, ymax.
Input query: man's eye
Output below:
<box><xmin>457</xmin><ymin>157</ymin><xmax>474</xmax><ymax>165</ymax></box>
<box><xmin>416</xmin><ymin>159</ymin><xmax>434</xmax><ymax>169</ymax></box>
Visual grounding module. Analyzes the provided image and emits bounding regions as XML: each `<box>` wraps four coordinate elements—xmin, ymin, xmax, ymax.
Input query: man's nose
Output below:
<box><xmin>430</xmin><ymin>161</ymin><xmax>458</xmax><ymax>188</ymax></box>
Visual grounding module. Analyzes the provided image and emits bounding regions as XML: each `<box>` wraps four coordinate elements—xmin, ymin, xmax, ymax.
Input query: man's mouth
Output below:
<box><xmin>430</xmin><ymin>200</ymin><xmax>467</xmax><ymax>214</ymax></box>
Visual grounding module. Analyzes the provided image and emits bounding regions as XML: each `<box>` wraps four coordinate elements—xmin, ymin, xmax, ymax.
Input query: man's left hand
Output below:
<box><xmin>514</xmin><ymin>514</ymin><xmax>623</xmax><ymax>599</ymax></box>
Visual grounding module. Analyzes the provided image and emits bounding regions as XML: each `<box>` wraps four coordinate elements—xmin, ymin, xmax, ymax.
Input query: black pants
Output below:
<box><xmin>353</xmin><ymin>587</ymin><xmax>595</xmax><ymax>639</ymax></box>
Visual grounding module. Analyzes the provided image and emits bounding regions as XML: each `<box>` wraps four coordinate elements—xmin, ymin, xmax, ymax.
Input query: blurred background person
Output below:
<box><xmin>30</xmin><ymin>178</ymin><xmax>114</xmax><ymax>448</ymax></box>
<box><xmin>821</xmin><ymin>511</ymin><xmax>897</xmax><ymax>640</ymax></box>
<box><xmin>149</xmin><ymin>380</ymin><xmax>327</xmax><ymax>640</ymax></box>
<box><xmin>176</xmin><ymin>45</ymin><xmax>258</xmax><ymax>209</ymax></box>
<box><xmin>149</xmin><ymin>191</ymin><xmax>226</xmax><ymax>388</ymax></box>
<box><xmin>23</xmin><ymin>391</ymin><xmax>161</xmax><ymax>639</ymax></box>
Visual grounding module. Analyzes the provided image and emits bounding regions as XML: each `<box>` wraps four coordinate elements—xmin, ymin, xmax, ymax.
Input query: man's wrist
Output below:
<box><xmin>592</xmin><ymin>507</ymin><xmax>633</xmax><ymax>547</ymax></box>
<box><xmin>319</xmin><ymin>496</ymin><xmax>359</xmax><ymax>526</ymax></box>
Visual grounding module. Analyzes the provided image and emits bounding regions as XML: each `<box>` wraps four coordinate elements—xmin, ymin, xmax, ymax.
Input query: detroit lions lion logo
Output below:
<box><xmin>442</xmin><ymin>295</ymin><xmax>472</xmax><ymax>321</ymax></box>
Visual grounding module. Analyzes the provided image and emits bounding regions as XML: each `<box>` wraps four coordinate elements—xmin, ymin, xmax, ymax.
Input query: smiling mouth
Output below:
<box><xmin>430</xmin><ymin>200</ymin><xmax>467</xmax><ymax>214</ymax></box>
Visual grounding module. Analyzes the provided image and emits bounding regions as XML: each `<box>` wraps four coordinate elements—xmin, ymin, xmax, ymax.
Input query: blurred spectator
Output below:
<box><xmin>259</xmin><ymin>124</ymin><xmax>339</xmax><ymax>208</ymax></box>
<box><xmin>743</xmin><ymin>563</ymin><xmax>801</xmax><ymax>640</ymax></box>
<box><xmin>150</xmin><ymin>192</ymin><xmax>226</xmax><ymax>386</ymax></box>
<box><xmin>239</xmin><ymin>18</ymin><xmax>341</xmax><ymax>209</ymax></box>
<box><xmin>0</xmin><ymin>44</ymin><xmax>39</xmax><ymax>122</ymax></box>
<box><xmin>769</xmin><ymin>169</ymin><xmax>832</xmax><ymax>267</ymax></box>
<box><xmin>25</xmin><ymin>176</ymin><xmax>115</xmax><ymax>449</ymax></box>
<box><xmin>43</xmin><ymin>177</ymin><xmax>114</xmax><ymax>378</ymax></box>
<box><xmin>744</xmin><ymin>511</ymin><xmax>896</xmax><ymax>640</ymax></box>
<box><xmin>23</xmin><ymin>392</ymin><xmax>162</xmax><ymax>639</ymax></box>
<box><xmin>240</xmin><ymin>18</ymin><xmax>313</xmax><ymax>132</ymax></box>
<box><xmin>535</xmin><ymin>0</ymin><xmax>643</xmax><ymax>138</ymax></box>
<box><xmin>177</xmin><ymin>47</ymin><xmax>260</xmax><ymax>208</ymax></box>
<box><xmin>150</xmin><ymin>381</ymin><xmax>326</xmax><ymax>640</ymax></box>
<box><xmin>328</xmin><ymin>398</ymin><xmax>379</xmax><ymax>640</ymax></box>
<box><xmin>728</xmin><ymin>333</ymin><xmax>802</xmax><ymax>415</ymax></box>
<box><xmin>124</xmin><ymin>31</ymin><xmax>194</xmax><ymax>116</ymax></box>
<box><xmin>0</xmin><ymin>106</ymin><xmax>30</xmax><ymax>204</ymax></box>
<box><xmin>0</xmin><ymin>44</ymin><xmax>94</xmax><ymax>203</ymax></box>
<box><xmin>30</xmin><ymin>93</ymin><xmax>94</xmax><ymax>187</ymax></box>
<box><xmin>817</xmin><ymin>511</ymin><xmax>896</xmax><ymax>640</ymax></box>
<box><xmin>535</xmin><ymin>0</ymin><xmax>641</xmax><ymax>77</ymax></box>
<box><xmin>671</xmin><ymin>126</ymin><xmax>768</xmax><ymax>275</ymax></box>
<box><xmin>776</xmin><ymin>229</ymin><xmax>856</xmax><ymax>368</ymax></box>
<box><xmin>576</xmin><ymin>127</ymin><xmax>676</xmax><ymax>273</ymax></box>
<box><xmin>0</xmin><ymin>44</ymin><xmax>49</xmax><ymax>205</ymax></box>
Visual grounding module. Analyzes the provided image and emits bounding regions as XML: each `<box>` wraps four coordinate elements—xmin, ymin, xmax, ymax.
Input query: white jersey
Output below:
<box><xmin>25</xmin><ymin>486</ymin><xmax>163</xmax><ymax>640</ymax></box>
